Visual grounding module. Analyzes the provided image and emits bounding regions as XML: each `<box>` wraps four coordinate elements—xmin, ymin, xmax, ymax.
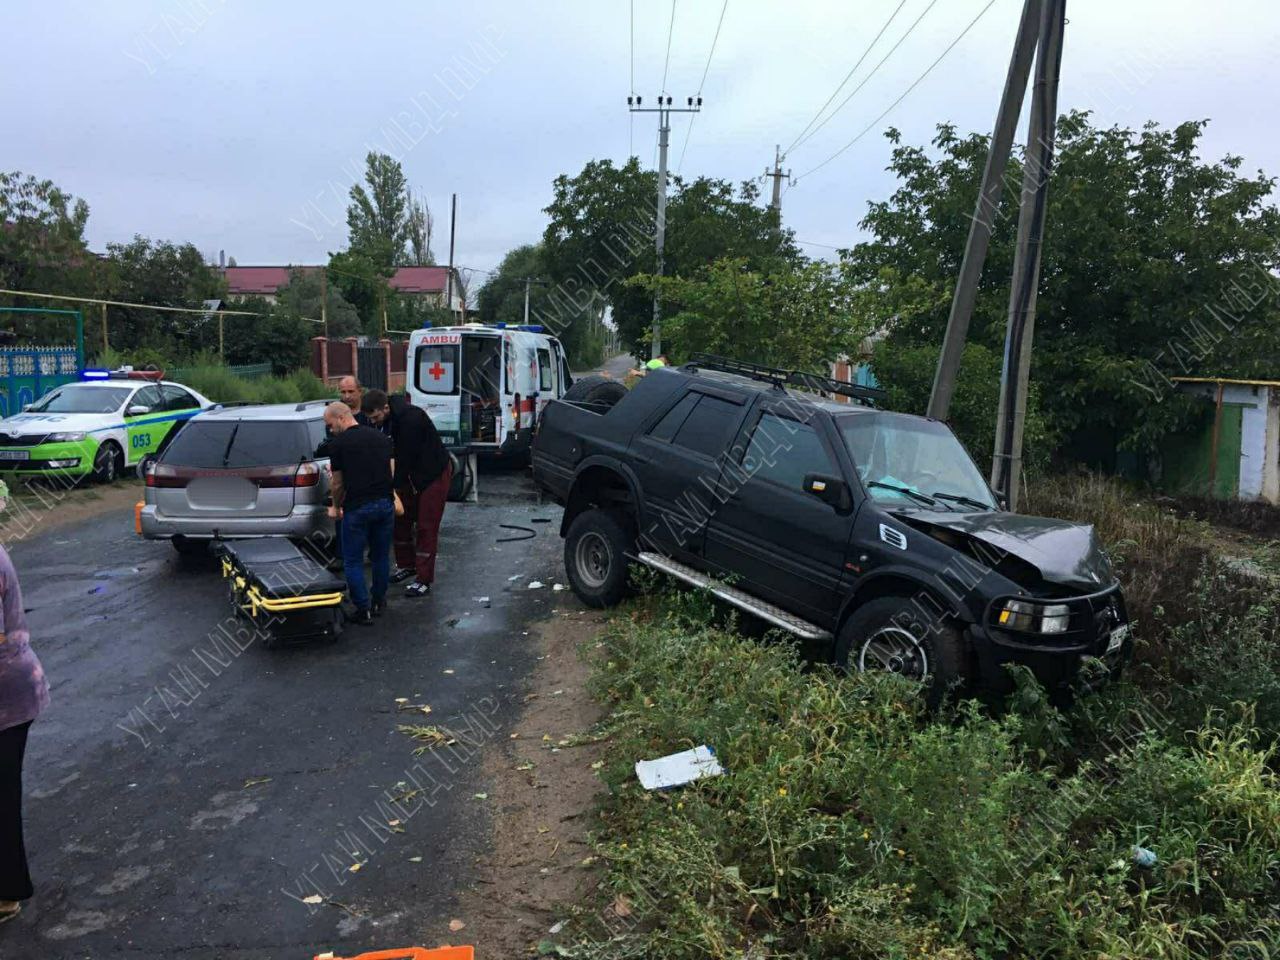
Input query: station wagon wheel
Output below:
<box><xmin>564</xmin><ymin>507</ymin><xmax>634</xmax><ymax>608</ymax></box>
<box><xmin>857</xmin><ymin>625</ymin><xmax>929</xmax><ymax>680</ymax></box>
<box><xmin>834</xmin><ymin>595</ymin><xmax>965</xmax><ymax>708</ymax></box>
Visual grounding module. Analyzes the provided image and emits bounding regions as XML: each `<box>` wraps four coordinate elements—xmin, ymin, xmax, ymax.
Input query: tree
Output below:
<box><xmin>406</xmin><ymin>192</ymin><xmax>434</xmax><ymax>266</ymax></box>
<box><xmin>326</xmin><ymin>248</ymin><xmax>392</xmax><ymax>336</ymax></box>
<box><xmin>628</xmin><ymin>257</ymin><xmax>871</xmax><ymax>373</ymax></box>
<box><xmin>844</xmin><ymin>114</ymin><xmax>1280</xmax><ymax>464</ymax></box>
<box><xmin>220</xmin><ymin>294</ymin><xmax>311</xmax><ymax>373</ymax></box>
<box><xmin>477</xmin><ymin>243</ymin><xmax>606</xmax><ymax>367</ymax></box>
<box><xmin>276</xmin><ymin>268</ymin><xmax>360</xmax><ymax>338</ymax></box>
<box><xmin>100</xmin><ymin>236</ymin><xmax>225</xmax><ymax>356</ymax></box>
<box><xmin>542</xmin><ymin>158</ymin><xmax>801</xmax><ymax>357</ymax></box>
<box><xmin>346</xmin><ymin>151</ymin><xmax>416</xmax><ymax>269</ymax></box>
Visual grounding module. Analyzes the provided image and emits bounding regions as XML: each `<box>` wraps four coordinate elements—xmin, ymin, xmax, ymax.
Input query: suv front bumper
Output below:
<box><xmin>969</xmin><ymin>584</ymin><xmax>1131</xmax><ymax>692</ymax></box>
<box><xmin>139</xmin><ymin>503</ymin><xmax>333</xmax><ymax>542</ymax></box>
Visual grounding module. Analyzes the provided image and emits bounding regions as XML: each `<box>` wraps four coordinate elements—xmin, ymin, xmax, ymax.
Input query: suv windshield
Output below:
<box><xmin>840</xmin><ymin>413</ymin><xmax>996</xmax><ymax>511</ymax></box>
<box><xmin>28</xmin><ymin>384</ymin><xmax>132</xmax><ymax>414</ymax></box>
<box><xmin>161</xmin><ymin>419</ymin><xmax>316</xmax><ymax>468</ymax></box>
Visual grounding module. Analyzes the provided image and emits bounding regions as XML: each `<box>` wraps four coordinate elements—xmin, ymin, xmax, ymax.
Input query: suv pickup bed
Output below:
<box><xmin>532</xmin><ymin>355</ymin><xmax>1129</xmax><ymax>702</ymax></box>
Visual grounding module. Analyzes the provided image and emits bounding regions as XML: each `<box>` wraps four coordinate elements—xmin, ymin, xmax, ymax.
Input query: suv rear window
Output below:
<box><xmin>670</xmin><ymin>395</ymin><xmax>740</xmax><ymax>458</ymax></box>
<box><xmin>162</xmin><ymin>420</ymin><xmax>316</xmax><ymax>469</ymax></box>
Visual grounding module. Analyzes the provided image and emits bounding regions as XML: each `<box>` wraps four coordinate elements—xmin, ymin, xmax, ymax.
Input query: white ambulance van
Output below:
<box><xmin>406</xmin><ymin>323</ymin><xmax>574</xmax><ymax>457</ymax></box>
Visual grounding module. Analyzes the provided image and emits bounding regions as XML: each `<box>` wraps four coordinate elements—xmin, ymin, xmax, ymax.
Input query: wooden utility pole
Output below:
<box><xmin>928</xmin><ymin>0</ymin><xmax>1043</xmax><ymax>422</ymax></box>
<box><xmin>990</xmin><ymin>0</ymin><xmax>1066</xmax><ymax>510</ymax></box>
<box><xmin>100</xmin><ymin>302</ymin><xmax>108</xmax><ymax>355</ymax></box>
<box><xmin>320</xmin><ymin>267</ymin><xmax>329</xmax><ymax>338</ymax></box>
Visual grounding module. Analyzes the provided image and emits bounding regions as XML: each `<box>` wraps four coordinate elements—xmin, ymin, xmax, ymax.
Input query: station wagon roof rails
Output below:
<box><xmin>685</xmin><ymin>353</ymin><xmax>886</xmax><ymax>407</ymax></box>
<box><xmin>294</xmin><ymin>399</ymin><xmax>333</xmax><ymax>411</ymax></box>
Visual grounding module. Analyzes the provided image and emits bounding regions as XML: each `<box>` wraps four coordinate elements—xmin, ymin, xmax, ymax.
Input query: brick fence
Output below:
<box><xmin>311</xmin><ymin>337</ymin><xmax>408</xmax><ymax>393</ymax></box>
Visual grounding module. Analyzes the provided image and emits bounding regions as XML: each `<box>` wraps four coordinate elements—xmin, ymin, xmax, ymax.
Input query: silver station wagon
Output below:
<box><xmin>139</xmin><ymin>401</ymin><xmax>335</xmax><ymax>556</ymax></box>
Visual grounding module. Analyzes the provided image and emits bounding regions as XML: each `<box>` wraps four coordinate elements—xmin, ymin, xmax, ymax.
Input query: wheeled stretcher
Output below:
<box><xmin>219</xmin><ymin>538</ymin><xmax>346</xmax><ymax>644</ymax></box>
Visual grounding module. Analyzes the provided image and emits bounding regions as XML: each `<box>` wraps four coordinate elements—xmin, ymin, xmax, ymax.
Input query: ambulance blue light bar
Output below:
<box><xmin>516</xmin><ymin>324</ymin><xmax>544</xmax><ymax>333</ymax></box>
<box><xmin>81</xmin><ymin>368</ymin><xmax>111</xmax><ymax>380</ymax></box>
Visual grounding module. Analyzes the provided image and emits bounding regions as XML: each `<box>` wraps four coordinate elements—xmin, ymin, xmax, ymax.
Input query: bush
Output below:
<box><xmin>564</xmin><ymin>590</ymin><xmax>1280</xmax><ymax>959</ymax></box>
<box><xmin>168</xmin><ymin>365</ymin><xmax>330</xmax><ymax>406</ymax></box>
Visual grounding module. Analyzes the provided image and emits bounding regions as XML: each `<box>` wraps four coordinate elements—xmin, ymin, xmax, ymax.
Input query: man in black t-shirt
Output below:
<box><xmin>362</xmin><ymin>391</ymin><xmax>453</xmax><ymax>598</ymax></box>
<box><xmin>324</xmin><ymin>402</ymin><xmax>395</xmax><ymax>625</ymax></box>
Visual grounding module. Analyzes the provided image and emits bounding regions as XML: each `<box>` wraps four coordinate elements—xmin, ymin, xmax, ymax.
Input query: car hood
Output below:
<box><xmin>0</xmin><ymin>412</ymin><xmax>115</xmax><ymax>432</ymax></box>
<box><xmin>896</xmin><ymin>509</ymin><xmax>1113</xmax><ymax>591</ymax></box>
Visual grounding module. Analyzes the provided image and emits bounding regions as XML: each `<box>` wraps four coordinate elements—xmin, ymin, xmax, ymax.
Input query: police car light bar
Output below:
<box><xmin>81</xmin><ymin>368</ymin><xmax>111</xmax><ymax>380</ymax></box>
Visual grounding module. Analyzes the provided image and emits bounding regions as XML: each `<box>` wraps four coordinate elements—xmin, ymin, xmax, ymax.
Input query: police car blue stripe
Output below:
<box><xmin>87</xmin><ymin>409</ymin><xmax>201</xmax><ymax>434</ymax></box>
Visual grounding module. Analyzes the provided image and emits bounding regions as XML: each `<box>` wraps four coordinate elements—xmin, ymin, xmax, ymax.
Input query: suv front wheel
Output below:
<box><xmin>564</xmin><ymin>508</ymin><xmax>634</xmax><ymax>607</ymax></box>
<box><xmin>835</xmin><ymin>596</ymin><xmax>965</xmax><ymax>706</ymax></box>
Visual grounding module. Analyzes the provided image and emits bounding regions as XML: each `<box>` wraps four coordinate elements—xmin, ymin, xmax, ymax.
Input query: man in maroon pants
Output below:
<box><xmin>363</xmin><ymin>390</ymin><xmax>453</xmax><ymax>598</ymax></box>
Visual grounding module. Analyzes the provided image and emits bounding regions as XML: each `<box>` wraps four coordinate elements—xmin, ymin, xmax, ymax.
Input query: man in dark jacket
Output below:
<box><xmin>363</xmin><ymin>390</ymin><xmax>453</xmax><ymax>597</ymax></box>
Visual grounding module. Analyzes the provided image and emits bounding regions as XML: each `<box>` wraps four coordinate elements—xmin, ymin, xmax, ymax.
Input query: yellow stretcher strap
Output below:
<box><xmin>222</xmin><ymin>555</ymin><xmax>345</xmax><ymax>614</ymax></box>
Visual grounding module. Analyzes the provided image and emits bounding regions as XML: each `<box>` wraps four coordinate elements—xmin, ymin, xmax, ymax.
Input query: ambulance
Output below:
<box><xmin>406</xmin><ymin>323</ymin><xmax>573</xmax><ymax>457</ymax></box>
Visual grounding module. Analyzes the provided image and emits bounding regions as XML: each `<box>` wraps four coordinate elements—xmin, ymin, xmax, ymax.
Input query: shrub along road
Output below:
<box><xmin>4</xmin><ymin>464</ymin><xmax>570</xmax><ymax>958</ymax></box>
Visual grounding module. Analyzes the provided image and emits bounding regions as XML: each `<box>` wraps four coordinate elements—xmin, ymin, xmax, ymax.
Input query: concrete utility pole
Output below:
<box><xmin>629</xmin><ymin>94</ymin><xmax>701</xmax><ymax>360</ymax></box>
<box><xmin>446</xmin><ymin>193</ymin><xmax>457</xmax><ymax>318</ymax></box>
<box><xmin>764</xmin><ymin>144</ymin><xmax>791</xmax><ymax>212</ymax></box>
<box><xmin>991</xmin><ymin>0</ymin><xmax>1067</xmax><ymax>510</ymax></box>
<box><xmin>927</xmin><ymin>0</ymin><xmax>1043</xmax><ymax>422</ymax></box>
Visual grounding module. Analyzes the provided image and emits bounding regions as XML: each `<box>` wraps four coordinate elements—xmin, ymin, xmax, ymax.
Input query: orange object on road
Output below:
<box><xmin>314</xmin><ymin>948</ymin><xmax>473</xmax><ymax>960</ymax></box>
<box><xmin>134</xmin><ymin>500</ymin><xmax>144</xmax><ymax>535</ymax></box>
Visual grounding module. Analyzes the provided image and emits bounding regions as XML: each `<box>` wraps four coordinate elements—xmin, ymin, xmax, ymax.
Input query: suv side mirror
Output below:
<box><xmin>803</xmin><ymin>473</ymin><xmax>850</xmax><ymax>510</ymax></box>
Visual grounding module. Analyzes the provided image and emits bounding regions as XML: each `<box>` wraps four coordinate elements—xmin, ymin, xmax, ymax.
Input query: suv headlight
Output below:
<box><xmin>46</xmin><ymin>432</ymin><xmax>86</xmax><ymax>442</ymax></box>
<box><xmin>997</xmin><ymin>599</ymin><xmax>1071</xmax><ymax>634</ymax></box>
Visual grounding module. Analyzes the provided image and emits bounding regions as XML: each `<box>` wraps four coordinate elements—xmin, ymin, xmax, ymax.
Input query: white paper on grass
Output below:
<box><xmin>635</xmin><ymin>745</ymin><xmax>723</xmax><ymax>790</ymax></box>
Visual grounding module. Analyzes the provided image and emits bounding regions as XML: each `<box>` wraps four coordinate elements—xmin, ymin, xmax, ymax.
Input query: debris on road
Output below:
<box><xmin>528</xmin><ymin>580</ymin><xmax>545</xmax><ymax>590</ymax></box>
<box><xmin>1132</xmin><ymin>846</ymin><xmax>1158</xmax><ymax>869</ymax></box>
<box><xmin>497</xmin><ymin>523</ymin><xmax>536</xmax><ymax>542</ymax></box>
<box><xmin>635</xmin><ymin>745</ymin><xmax>724</xmax><ymax>790</ymax></box>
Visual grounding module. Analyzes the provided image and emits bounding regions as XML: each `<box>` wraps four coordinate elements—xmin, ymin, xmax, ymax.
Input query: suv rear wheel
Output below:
<box><xmin>564</xmin><ymin>508</ymin><xmax>634</xmax><ymax>607</ymax></box>
<box><xmin>562</xmin><ymin>375</ymin><xmax>627</xmax><ymax>411</ymax></box>
<box><xmin>835</xmin><ymin>596</ymin><xmax>965</xmax><ymax>706</ymax></box>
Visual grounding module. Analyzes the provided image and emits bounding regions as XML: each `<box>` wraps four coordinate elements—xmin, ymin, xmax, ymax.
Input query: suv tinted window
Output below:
<box><xmin>746</xmin><ymin>414</ymin><xmax>834</xmax><ymax>491</ymax></box>
<box><xmin>649</xmin><ymin>393</ymin><xmax>698</xmax><ymax>442</ymax></box>
<box><xmin>671</xmin><ymin>394</ymin><xmax>740</xmax><ymax>458</ymax></box>
<box><xmin>161</xmin><ymin>419</ymin><xmax>315</xmax><ymax>469</ymax></box>
<box><xmin>306</xmin><ymin>417</ymin><xmax>328</xmax><ymax>455</ymax></box>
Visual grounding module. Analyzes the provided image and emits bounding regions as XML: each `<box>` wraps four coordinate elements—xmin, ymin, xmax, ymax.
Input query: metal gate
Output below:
<box><xmin>357</xmin><ymin>345</ymin><xmax>387</xmax><ymax>391</ymax></box>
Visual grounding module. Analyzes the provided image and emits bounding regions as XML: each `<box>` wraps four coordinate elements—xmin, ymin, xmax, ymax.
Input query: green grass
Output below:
<box><xmin>175</xmin><ymin>365</ymin><xmax>326</xmax><ymax>405</ymax></box>
<box><xmin>546</xmin><ymin>475</ymin><xmax>1280</xmax><ymax>960</ymax></box>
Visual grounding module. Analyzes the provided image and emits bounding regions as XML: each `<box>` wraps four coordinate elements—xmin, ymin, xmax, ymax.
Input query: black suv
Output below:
<box><xmin>532</xmin><ymin>355</ymin><xmax>1129</xmax><ymax>701</ymax></box>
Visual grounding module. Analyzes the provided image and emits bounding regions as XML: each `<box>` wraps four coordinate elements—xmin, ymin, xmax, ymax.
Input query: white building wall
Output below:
<box><xmin>1176</xmin><ymin>382</ymin><xmax>1270</xmax><ymax>500</ymax></box>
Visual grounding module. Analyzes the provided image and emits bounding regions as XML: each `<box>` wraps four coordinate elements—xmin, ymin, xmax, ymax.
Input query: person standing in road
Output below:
<box><xmin>323</xmin><ymin>402</ymin><xmax>396</xmax><ymax>625</ymax></box>
<box><xmin>0</xmin><ymin>480</ymin><xmax>48</xmax><ymax>925</ymax></box>
<box><xmin>363</xmin><ymin>390</ymin><xmax>452</xmax><ymax>598</ymax></box>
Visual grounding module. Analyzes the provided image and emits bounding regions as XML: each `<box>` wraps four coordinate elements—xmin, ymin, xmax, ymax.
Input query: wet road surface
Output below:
<box><xmin>5</xmin><ymin>463</ymin><xmax>567</xmax><ymax>958</ymax></box>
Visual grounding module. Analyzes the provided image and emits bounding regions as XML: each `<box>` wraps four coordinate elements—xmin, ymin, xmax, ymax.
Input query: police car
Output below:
<box><xmin>0</xmin><ymin>368</ymin><xmax>214</xmax><ymax>483</ymax></box>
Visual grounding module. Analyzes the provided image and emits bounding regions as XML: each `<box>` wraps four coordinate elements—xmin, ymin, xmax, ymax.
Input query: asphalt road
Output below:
<box><xmin>5</xmin><ymin>462</ymin><xmax>567</xmax><ymax>959</ymax></box>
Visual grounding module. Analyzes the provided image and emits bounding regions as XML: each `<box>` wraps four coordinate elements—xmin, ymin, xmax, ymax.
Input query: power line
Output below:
<box><xmin>676</xmin><ymin>0</ymin><xmax>729</xmax><ymax>173</ymax></box>
<box><xmin>795</xmin><ymin>0</ymin><xmax>998</xmax><ymax>182</ymax></box>
<box><xmin>660</xmin><ymin>0</ymin><xmax>677</xmax><ymax>94</ymax></box>
<box><xmin>783</xmin><ymin>0</ymin><xmax>908</xmax><ymax>158</ymax></box>
<box><xmin>788</xmin><ymin>0</ymin><xmax>938</xmax><ymax>156</ymax></box>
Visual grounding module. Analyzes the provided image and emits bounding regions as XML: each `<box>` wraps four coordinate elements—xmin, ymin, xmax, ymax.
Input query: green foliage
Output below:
<box><xmin>542</xmin><ymin>158</ymin><xmax>801</xmax><ymax>358</ymax></box>
<box><xmin>628</xmin><ymin>256</ymin><xmax>872</xmax><ymax>373</ymax></box>
<box><xmin>0</xmin><ymin>172</ymin><xmax>95</xmax><ymax>329</ymax></box>
<box><xmin>275</xmin><ymin>267</ymin><xmax>361</xmax><ymax>338</ymax></box>
<box><xmin>847</xmin><ymin>115</ymin><xmax>1280</xmax><ymax>462</ymax></box>
<box><xmin>565</xmin><ymin>581</ymin><xmax>1280</xmax><ymax>959</ymax></box>
<box><xmin>346</xmin><ymin>151</ymin><xmax>411</xmax><ymax>269</ymax></box>
<box><xmin>871</xmin><ymin>338</ymin><xmax>1051</xmax><ymax>473</ymax></box>
<box><xmin>174</xmin><ymin>364</ymin><xmax>327</xmax><ymax>405</ymax></box>
<box><xmin>477</xmin><ymin>243</ymin><xmax>607</xmax><ymax>368</ymax></box>
<box><xmin>326</xmin><ymin>248</ymin><xmax>393</xmax><ymax>335</ymax></box>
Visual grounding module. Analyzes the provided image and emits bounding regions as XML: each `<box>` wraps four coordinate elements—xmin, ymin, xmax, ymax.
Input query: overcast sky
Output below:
<box><xmin>5</xmin><ymin>1</ymin><xmax>1278</xmax><ymax>291</ymax></box>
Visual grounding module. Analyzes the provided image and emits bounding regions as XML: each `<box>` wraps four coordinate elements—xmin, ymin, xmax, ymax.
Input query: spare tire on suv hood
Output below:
<box><xmin>895</xmin><ymin>510</ymin><xmax>1113</xmax><ymax>591</ymax></box>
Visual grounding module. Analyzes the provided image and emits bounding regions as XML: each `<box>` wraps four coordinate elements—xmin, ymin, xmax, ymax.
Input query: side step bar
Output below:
<box><xmin>636</xmin><ymin>552</ymin><xmax>832</xmax><ymax>642</ymax></box>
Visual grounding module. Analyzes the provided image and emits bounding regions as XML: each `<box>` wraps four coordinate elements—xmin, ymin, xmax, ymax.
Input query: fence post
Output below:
<box><xmin>344</xmin><ymin>337</ymin><xmax>359</xmax><ymax>384</ymax></box>
<box><xmin>311</xmin><ymin>336</ymin><xmax>328</xmax><ymax>383</ymax></box>
<box><xmin>379</xmin><ymin>338</ymin><xmax>392</xmax><ymax>393</ymax></box>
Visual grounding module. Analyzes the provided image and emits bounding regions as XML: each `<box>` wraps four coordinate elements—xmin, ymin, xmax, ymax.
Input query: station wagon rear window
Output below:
<box><xmin>415</xmin><ymin>345</ymin><xmax>459</xmax><ymax>395</ymax></box>
<box><xmin>162</xmin><ymin>420</ymin><xmax>315</xmax><ymax>469</ymax></box>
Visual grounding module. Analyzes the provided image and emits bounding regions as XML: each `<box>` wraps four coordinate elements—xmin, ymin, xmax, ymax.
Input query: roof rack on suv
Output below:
<box><xmin>294</xmin><ymin>399</ymin><xmax>333</xmax><ymax>412</ymax></box>
<box><xmin>685</xmin><ymin>353</ymin><xmax>886</xmax><ymax>407</ymax></box>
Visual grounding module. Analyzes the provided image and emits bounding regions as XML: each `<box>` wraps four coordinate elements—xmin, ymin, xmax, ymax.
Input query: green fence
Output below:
<box><xmin>169</xmin><ymin>362</ymin><xmax>273</xmax><ymax>381</ymax></box>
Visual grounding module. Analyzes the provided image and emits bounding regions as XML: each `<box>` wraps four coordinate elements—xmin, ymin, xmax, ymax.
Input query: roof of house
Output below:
<box><xmin>1171</xmin><ymin>376</ymin><xmax>1280</xmax><ymax>389</ymax></box>
<box><xmin>223</xmin><ymin>265</ymin><xmax>451</xmax><ymax>297</ymax></box>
